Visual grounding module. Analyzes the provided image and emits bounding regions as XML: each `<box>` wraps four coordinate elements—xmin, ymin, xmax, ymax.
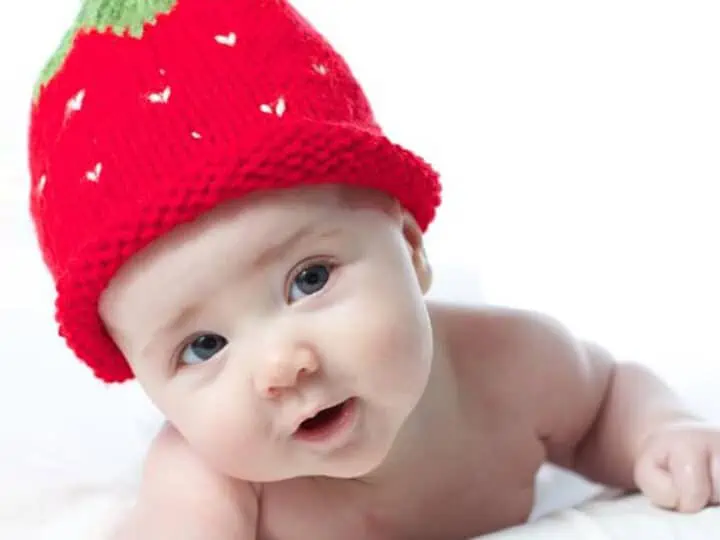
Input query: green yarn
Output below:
<box><xmin>33</xmin><ymin>0</ymin><xmax>177</xmax><ymax>101</ymax></box>
<box><xmin>74</xmin><ymin>0</ymin><xmax>177</xmax><ymax>36</ymax></box>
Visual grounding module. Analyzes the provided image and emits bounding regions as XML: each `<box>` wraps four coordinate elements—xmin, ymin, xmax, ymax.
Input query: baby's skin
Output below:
<box><xmin>100</xmin><ymin>186</ymin><xmax>720</xmax><ymax>539</ymax></box>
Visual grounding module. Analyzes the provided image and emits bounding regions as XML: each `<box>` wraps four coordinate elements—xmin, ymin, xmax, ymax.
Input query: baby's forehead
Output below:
<box><xmin>181</xmin><ymin>186</ymin><xmax>399</xmax><ymax>247</ymax></box>
<box><xmin>101</xmin><ymin>186</ymin><xmax>397</xmax><ymax>303</ymax></box>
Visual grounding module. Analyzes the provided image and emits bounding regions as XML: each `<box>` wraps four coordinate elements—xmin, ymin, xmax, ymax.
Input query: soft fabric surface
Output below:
<box><xmin>489</xmin><ymin>495</ymin><xmax>720</xmax><ymax>539</ymax></box>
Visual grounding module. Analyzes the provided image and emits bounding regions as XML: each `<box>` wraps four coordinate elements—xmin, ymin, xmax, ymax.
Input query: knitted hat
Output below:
<box><xmin>28</xmin><ymin>0</ymin><xmax>441</xmax><ymax>383</ymax></box>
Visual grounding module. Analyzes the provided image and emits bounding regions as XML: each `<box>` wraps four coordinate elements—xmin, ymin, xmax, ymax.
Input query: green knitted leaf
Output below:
<box><xmin>33</xmin><ymin>0</ymin><xmax>177</xmax><ymax>101</ymax></box>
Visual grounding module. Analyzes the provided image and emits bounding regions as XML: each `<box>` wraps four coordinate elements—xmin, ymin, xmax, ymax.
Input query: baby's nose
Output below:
<box><xmin>254</xmin><ymin>344</ymin><xmax>320</xmax><ymax>398</ymax></box>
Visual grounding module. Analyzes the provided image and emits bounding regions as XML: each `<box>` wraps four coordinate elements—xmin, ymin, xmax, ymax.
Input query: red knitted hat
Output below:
<box><xmin>28</xmin><ymin>0</ymin><xmax>441</xmax><ymax>383</ymax></box>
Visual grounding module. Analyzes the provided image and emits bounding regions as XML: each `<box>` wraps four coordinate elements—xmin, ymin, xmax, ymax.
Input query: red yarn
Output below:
<box><xmin>28</xmin><ymin>0</ymin><xmax>441</xmax><ymax>383</ymax></box>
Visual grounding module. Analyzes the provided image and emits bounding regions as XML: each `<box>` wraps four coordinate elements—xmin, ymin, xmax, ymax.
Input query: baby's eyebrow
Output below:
<box><xmin>250</xmin><ymin>222</ymin><xmax>317</xmax><ymax>270</ymax></box>
<box><xmin>142</xmin><ymin>302</ymin><xmax>201</xmax><ymax>359</ymax></box>
<box><xmin>250</xmin><ymin>222</ymin><xmax>343</xmax><ymax>270</ymax></box>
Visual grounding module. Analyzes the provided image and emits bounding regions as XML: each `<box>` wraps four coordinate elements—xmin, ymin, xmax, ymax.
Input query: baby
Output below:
<box><xmin>28</xmin><ymin>1</ymin><xmax>719</xmax><ymax>539</ymax></box>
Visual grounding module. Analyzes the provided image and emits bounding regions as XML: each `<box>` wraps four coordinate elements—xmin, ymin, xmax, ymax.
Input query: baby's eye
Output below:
<box><xmin>180</xmin><ymin>333</ymin><xmax>228</xmax><ymax>365</ymax></box>
<box><xmin>288</xmin><ymin>262</ymin><xmax>332</xmax><ymax>303</ymax></box>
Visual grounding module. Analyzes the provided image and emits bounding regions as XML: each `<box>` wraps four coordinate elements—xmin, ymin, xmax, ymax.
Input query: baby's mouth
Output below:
<box><xmin>294</xmin><ymin>398</ymin><xmax>356</xmax><ymax>441</ymax></box>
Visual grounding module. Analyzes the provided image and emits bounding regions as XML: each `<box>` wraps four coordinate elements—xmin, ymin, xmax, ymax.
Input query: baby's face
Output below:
<box><xmin>100</xmin><ymin>186</ymin><xmax>433</xmax><ymax>482</ymax></box>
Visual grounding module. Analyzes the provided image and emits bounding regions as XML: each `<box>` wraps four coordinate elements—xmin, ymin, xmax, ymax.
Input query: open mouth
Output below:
<box><xmin>295</xmin><ymin>398</ymin><xmax>356</xmax><ymax>441</ymax></box>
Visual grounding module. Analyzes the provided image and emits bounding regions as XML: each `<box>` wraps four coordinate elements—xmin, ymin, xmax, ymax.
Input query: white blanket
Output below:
<box><xmin>489</xmin><ymin>495</ymin><xmax>720</xmax><ymax>540</ymax></box>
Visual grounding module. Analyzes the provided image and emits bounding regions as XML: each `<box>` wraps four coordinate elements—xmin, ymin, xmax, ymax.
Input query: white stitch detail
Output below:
<box><xmin>86</xmin><ymin>163</ymin><xmax>102</xmax><ymax>182</ymax></box>
<box><xmin>148</xmin><ymin>86</ymin><xmax>171</xmax><ymax>104</ymax></box>
<box><xmin>66</xmin><ymin>89</ymin><xmax>85</xmax><ymax>115</ymax></box>
<box><xmin>37</xmin><ymin>175</ymin><xmax>47</xmax><ymax>193</ymax></box>
<box><xmin>191</xmin><ymin>131</ymin><xmax>202</xmax><ymax>139</ymax></box>
<box><xmin>260</xmin><ymin>97</ymin><xmax>286</xmax><ymax>117</ymax></box>
<box><xmin>215</xmin><ymin>32</ymin><xmax>237</xmax><ymax>47</ymax></box>
<box><xmin>275</xmin><ymin>96</ymin><xmax>286</xmax><ymax>117</ymax></box>
<box><xmin>312</xmin><ymin>63</ymin><xmax>328</xmax><ymax>75</ymax></box>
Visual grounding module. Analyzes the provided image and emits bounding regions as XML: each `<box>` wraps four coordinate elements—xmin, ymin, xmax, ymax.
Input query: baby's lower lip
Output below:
<box><xmin>293</xmin><ymin>398</ymin><xmax>357</xmax><ymax>443</ymax></box>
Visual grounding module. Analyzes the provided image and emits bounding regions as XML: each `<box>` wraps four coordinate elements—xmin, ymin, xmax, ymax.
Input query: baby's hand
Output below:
<box><xmin>634</xmin><ymin>420</ymin><xmax>720</xmax><ymax>512</ymax></box>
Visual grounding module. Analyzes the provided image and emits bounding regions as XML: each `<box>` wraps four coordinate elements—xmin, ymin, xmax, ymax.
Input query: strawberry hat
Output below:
<box><xmin>28</xmin><ymin>0</ymin><xmax>441</xmax><ymax>383</ymax></box>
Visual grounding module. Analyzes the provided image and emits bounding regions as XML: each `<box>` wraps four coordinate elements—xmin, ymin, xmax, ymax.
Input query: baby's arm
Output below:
<box><xmin>504</xmin><ymin>310</ymin><xmax>719</xmax><ymax>512</ymax></box>
<box><xmin>111</xmin><ymin>424</ymin><xmax>259</xmax><ymax>540</ymax></box>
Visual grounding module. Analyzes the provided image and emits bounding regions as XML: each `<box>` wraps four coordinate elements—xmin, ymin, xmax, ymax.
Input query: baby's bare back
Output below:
<box><xmin>258</xmin><ymin>305</ymin><xmax>553</xmax><ymax>540</ymax></box>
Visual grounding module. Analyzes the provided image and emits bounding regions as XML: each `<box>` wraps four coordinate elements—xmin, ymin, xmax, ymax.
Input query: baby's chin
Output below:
<box><xmin>224</xmin><ymin>437</ymin><xmax>398</xmax><ymax>484</ymax></box>
<box><xmin>319</xmin><ymin>449</ymin><xmax>393</xmax><ymax>480</ymax></box>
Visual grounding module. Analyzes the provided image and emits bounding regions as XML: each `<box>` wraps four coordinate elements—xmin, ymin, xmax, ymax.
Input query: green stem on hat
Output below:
<box><xmin>33</xmin><ymin>0</ymin><xmax>177</xmax><ymax>101</ymax></box>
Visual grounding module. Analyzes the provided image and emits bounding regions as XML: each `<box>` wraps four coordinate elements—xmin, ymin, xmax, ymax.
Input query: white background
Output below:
<box><xmin>0</xmin><ymin>0</ymin><xmax>719</xmax><ymax>530</ymax></box>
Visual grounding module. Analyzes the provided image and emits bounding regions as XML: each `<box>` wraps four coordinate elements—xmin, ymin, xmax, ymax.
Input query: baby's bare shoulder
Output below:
<box><xmin>429</xmin><ymin>302</ymin><xmax>614</xmax><ymax>460</ymax></box>
<box><xmin>113</xmin><ymin>424</ymin><xmax>259</xmax><ymax>539</ymax></box>
<box><xmin>428</xmin><ymin>301</ymin><xmax>579</xmax><ymax>363</ymax></box>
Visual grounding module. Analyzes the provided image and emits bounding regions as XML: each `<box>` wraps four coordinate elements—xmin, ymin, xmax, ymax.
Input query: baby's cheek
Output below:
<box><xmin>202</xmin><ymin>423</ymin><xmax>272</xmax><ymax>480</ymax></box>
<box><xmin>174</xmin><ymin>395</ymin><xmax>265</xmax><ymax>479</ymax></box>
<box><xmin>354</xmin><ymin>293</ymin><xmax>432</xmax><ymax>396</ymax></box>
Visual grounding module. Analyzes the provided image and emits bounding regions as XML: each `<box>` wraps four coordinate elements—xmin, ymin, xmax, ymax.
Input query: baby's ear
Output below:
<box><xmin>401</xmin><ymin>212</ymin><xmax>432</xmax><ymax>294</ymax></box>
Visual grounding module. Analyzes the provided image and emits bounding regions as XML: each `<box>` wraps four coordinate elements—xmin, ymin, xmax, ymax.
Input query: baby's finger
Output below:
<box><xmin>669</xmin><ymin>448</ymin><xmax>712</xmax><ymax>513</ymax></box>
<box><xmin>634</xmin><ymin>453</ymin><xmax>677</xmax><ymax>509</ymax></box>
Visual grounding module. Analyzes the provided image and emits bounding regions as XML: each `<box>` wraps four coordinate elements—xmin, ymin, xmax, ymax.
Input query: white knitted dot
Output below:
<box><xmin>37</xmin><ymin>174</ymin><xmax>47</xmax><ymax>193</ymax></box>
<box><xmin>66</xmin><ymin>89</ymin><xmax>85</xmax><ymax>116</ymax></box>
<box><xmin>275</xmin><ymin>97</ymin><xmax>286</xmax><ymax>117</ymax></box>
<box><xmin>312</xmin><ymin>63</ymin><xmax>328</xmax><ymax>75</ymax></box>
<box><xmin>148</xmin><ymin>86</ymin><xmax>171</xmax><ymax>104</ymax></box>
<box><xmin>260</xmin><ymin>97</ymin><xmax>286</xmax><ymax>117</ymax></box>
<box><xmin>215</xmin><ymin>32</ymin><xmax>237</xmax><ymax>47</ymax></box>
<box><xmin>86</xmin><ymin>163</ymin><xmax>102</xmax><ymax>183</ymax></box>
<box><xmin>191</xmin><ymin>131</ymin><xmax>202</xmax><ymax>140</ymax></box>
